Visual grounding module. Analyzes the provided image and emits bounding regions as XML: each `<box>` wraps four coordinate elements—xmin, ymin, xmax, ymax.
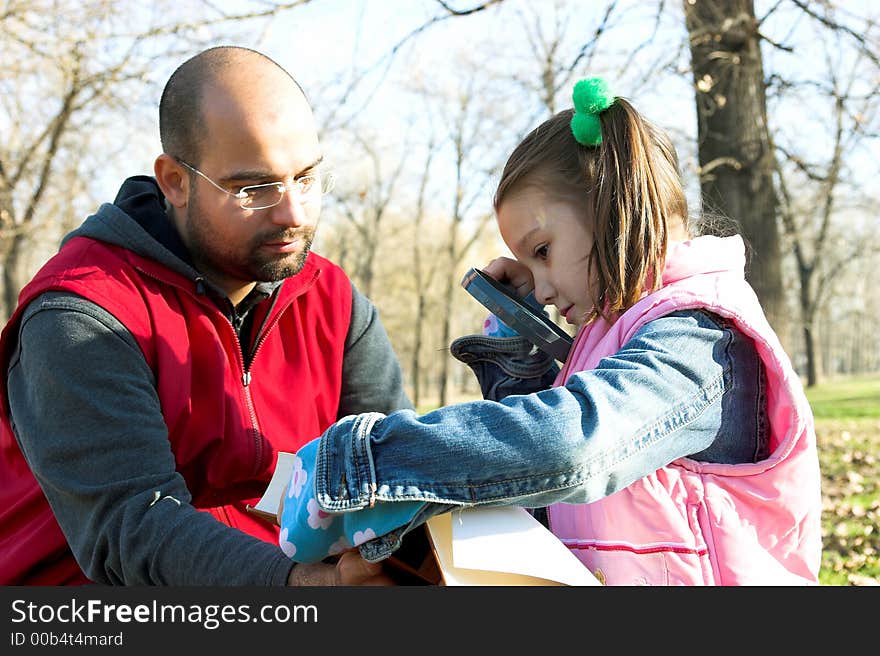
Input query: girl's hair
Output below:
<box><xmin>494</xmin><ymin>98</ymin><xmax>688</xmax><ymax>323</ymax></box>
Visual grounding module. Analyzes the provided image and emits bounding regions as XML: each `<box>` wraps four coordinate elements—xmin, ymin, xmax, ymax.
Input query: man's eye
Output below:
<box><xmin>242</xmin><ymin>183</ymin><xmax>281</xmax><ymax>196</ymax></box>
<box><xmin>535</xmin><ymin>244</ymin><xmax>549</xmax><ymax>259</ymax></box>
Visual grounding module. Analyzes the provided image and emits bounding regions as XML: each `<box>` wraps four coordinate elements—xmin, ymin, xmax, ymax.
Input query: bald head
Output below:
<box><xmin>159</xmin><ymin>46</ymin><xmax>310</xmax><ymax>164</ymax></box>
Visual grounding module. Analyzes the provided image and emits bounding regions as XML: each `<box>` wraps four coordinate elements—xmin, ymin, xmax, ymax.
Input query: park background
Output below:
<box><xmin>1</xmin><ymin>0</ymin><xmax>877</xmax><ymax>584</ymax></box>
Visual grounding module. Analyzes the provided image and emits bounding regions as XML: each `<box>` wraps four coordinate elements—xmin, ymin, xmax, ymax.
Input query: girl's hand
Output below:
<box><xmin>481</xmin><ymin>257</ymin><xmax>534</xmax><ymax>298</ymax></box>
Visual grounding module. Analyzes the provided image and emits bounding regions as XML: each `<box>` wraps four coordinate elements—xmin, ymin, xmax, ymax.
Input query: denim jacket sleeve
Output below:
<box><xmin>313</xmin><ymin>310</ymin><xmax>764</xmax><ymax>560</ymax></box>
<box><xmin>449</xmin><ymin>334</ymin><xmax>560</xmax><ymax>401</ymax></box>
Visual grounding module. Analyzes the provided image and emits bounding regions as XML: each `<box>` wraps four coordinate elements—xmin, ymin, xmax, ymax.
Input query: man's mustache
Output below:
<box><xmin>257</xmin><ymin>228</ymin><xmax>314</xmax><ymax>243</ymax></box>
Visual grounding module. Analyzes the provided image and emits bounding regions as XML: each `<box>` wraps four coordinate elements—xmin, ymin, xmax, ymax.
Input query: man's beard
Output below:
<box><xmin>251</xmin><ymin>228</ymin><xmax>315</xmax><ymax>281</ymax></box>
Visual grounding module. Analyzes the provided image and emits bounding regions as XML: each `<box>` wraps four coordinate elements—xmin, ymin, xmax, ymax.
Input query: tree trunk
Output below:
<box><xmin>802</xmin><ymin>322</ymin><xmax>818</xmax><ymax>388</ymax></box>
<box><xmin>411</xmin><ymin>293</ymin><xmax>425</xmax><ymax>407</ymax></box>
<box><xmin>684</xmin><ymin>0</ymin><xmax>788</xmax><ymax>346</ymax></box>
<box><xmin>2</xmin><ymin>233</ymin><xmax>29</xmax><ymax>320</ymax></box>
<box><xmin>438</xmin><ymin>262</ymin><xmax>454</xmax><ymax>407</ymax></box>
<box><xmin>359</xmin><ymin>238</ymin><xmax>376</xmax><ymax>300</ymax></box>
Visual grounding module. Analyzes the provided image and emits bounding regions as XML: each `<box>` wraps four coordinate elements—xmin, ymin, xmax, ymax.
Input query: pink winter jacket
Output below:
<box><xmin>547</xmin><ymin>235</ymin><xmax>822</xmax><ymax>585</ymax></box>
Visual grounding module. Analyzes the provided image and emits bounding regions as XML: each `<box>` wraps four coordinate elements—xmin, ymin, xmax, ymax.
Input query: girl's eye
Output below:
<box><xmin>534</xmin><ymin>244</ymin><xmax>549</xmax><ymax>259</ymax></box>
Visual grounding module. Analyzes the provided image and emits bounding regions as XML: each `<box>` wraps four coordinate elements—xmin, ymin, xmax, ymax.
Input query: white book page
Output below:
<box><xmin>252</xmin><ymin>452</ymin><xmax>297</xmax><ymax>516</ymax></box>
<box><xmin>449</xmin><ymin>506</ymin><xmax>601</xmax><ymax>586</ymax></box>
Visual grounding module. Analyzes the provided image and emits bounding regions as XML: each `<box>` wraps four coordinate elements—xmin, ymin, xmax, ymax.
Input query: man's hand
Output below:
<box><xmin>279</xmin><ymin>481</ymin><xmax>394</xmax><ymax>585</ymax></box>
<box><xmin>286</xmin><ymin>549</ymin><xmax>396</xmax><ymax>586</ymax></box>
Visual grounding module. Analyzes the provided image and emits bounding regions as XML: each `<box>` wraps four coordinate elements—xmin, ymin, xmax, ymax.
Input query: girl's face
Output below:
<box><xmin>496</xmin><ymin>186</ymin><xmax>595</xmax><ymax>326</ymax></box>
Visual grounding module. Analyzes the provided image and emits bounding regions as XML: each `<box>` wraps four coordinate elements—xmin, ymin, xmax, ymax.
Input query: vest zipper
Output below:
<box><xmin>240</xmin><ymin>365</ymin><xmax>263</xmax><ymax>478</ymax></box>
<box><xmin>135</xmin><ymin>266</ymin><xmax>292</xmax><ymax>478</ymax></box>
<box><xmin>193</xmin><ymin>289</ymin><xmax>264</xmax><ymax>478</ymax></box>
<box><xmin>246</xmin><ymin>292</ymin><xmax>282</xmax><ymax>368</ymax></box>
<box><xmin>218</xmin><ymin>312</ymin><xmax>262</xmax><ymax>477</ymax></box>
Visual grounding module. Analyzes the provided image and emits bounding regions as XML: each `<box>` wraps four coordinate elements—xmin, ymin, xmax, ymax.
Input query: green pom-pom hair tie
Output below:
<box><xmin>570</xmin><ymin>77</ymin><xmax>616</xmax><ymax>146</ymax></box>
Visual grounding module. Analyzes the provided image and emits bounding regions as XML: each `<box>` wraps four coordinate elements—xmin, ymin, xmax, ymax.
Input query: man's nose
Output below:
<box><xmin>269</xmin><ymin>188</ymin><xmax>309</xmax><ymax>227</ymax></box>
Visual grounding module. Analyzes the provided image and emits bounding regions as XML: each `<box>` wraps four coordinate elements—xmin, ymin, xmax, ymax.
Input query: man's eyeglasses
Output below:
<box><xmin>176</xmin><ymin>159</ymin><xmax>335</xmax><ymax>210</ymax></box>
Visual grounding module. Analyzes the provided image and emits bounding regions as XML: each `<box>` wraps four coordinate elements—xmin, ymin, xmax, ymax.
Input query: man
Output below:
<box><xmin>0</xmin><ymin>46</ymin><xmax>410</xmax><ymax>585</ymax></box>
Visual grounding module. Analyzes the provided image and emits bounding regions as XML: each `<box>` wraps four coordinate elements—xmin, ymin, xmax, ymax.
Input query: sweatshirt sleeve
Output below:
<box><xmin>6</xmin><ymin>292</ymin><xmax>294</xmax><ymax>585</ymax></box>
<box><xmin>338</xmin><ymin>283</ymin><xmax>413</xmax><ymax>417</ymax></box>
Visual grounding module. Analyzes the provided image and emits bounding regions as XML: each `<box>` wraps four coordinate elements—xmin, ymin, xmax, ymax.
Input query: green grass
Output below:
<box><xmin>806</xmin><ymin>374</ymin><xmax>879</xmax><ymax>586</ymax></box>
<box><xmin>805</xmin><ymin>374</ymin><xmax>880</xmax><ymax>419</ymax></box>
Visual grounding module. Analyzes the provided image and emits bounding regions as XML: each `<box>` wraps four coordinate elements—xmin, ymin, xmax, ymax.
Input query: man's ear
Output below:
<box><xmin>154</xmin><ymin>154</ymin><xmax>189</xmax><ymax>208</ymax></box>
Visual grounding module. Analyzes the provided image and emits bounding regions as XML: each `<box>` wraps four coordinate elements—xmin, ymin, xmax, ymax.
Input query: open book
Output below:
<box><xmin>246</xmin><ymin>451</ymin><xmax>299</xmax><ymax>524</ymax></box>
<box><xmin>247</xmin><ymin>451</ymin><xmax>601</xmax><ymax>586</ymax></box>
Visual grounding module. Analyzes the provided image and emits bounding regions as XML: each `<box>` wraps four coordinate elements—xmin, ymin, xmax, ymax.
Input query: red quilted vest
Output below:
<box><xmin>0</xmin><ymin>237</ymin><xmax>352</xmax><ymax>584</ymax></box>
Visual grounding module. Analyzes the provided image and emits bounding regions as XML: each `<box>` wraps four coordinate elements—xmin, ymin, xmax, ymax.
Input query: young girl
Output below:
<box><xmin>277</xmin><ymin>78</ymin><xmax>822</xmax><ymax>585</ymax></box>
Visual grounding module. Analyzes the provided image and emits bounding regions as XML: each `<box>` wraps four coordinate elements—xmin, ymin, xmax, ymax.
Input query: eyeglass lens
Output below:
<box><xmin>239</xmin><ymin>175</ymin><xmax>332</xmax><ymax>210</ymax></box>
<box><xmin>240</xmin><ymin>183</ymin><xmax>288</xmax><ymax>210</ymax></box>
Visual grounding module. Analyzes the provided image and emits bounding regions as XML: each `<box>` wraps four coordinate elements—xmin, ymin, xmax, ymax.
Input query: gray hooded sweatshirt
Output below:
<box><xmin>6</xmin><ymin>176</ymin><xmax>412</xmax><ymax>585</ymax></box>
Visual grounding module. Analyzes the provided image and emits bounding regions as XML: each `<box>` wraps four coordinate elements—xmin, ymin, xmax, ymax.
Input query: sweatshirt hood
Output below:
<box><xmin>62</xmin><ymin>176</ymin><xmax>198</xmax><ymax>282</ymax></box>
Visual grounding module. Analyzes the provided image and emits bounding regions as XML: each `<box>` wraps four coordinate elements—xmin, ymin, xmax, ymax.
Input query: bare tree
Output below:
<box><xmin>0</xmin><ymin>0</ymin><xmax>315</xmax><ymax>319</ymax></box>
<box><xmin>332</xmin><ymin>133</ymin><xmax>409</xmax><ymax>299</ymax></box>
<box><xmin>409</xmin><ymin>136</ymin><xmax>441</xmax><ymax>407</ymax></box>
<box><xmin>774</xmin><ymin>36</ymin><xmax>880</xmax><ymax>385</ymax></box>
<box><xmin>683</xmin><ymin>0</ymin><xmax>787</xmax><ymax>343</ymax></box>
<box><xmin>505</xmin><ymin>0</ymin><xmax>617</xmax><ymax>115</ymax></box>
<box><xmin>433</xmin><ymin>70</ymin><xmax>504</xmax><ymax>406</ymax></box>
<box><xmin>0</xmin><ymin>9</ymin><xmax>154</xmax><ymax>316</ymax></box>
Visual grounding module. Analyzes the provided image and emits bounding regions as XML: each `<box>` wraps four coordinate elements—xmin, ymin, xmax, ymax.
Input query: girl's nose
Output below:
<box><xmin>533</xmin><ymin>278</ymin><xmax>554</xmax><ymax>306</ymax></box>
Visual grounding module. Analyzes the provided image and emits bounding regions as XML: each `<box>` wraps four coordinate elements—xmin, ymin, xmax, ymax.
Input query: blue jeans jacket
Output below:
<box><xmin>448</xmin><ymin>334</ymin><xmax>560</xmax><ymax>400</ymax></box>
<box><xmin>306</xmin><ymin>309</ymin><xmax>769</xmax><ymax>562</ymax></box>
